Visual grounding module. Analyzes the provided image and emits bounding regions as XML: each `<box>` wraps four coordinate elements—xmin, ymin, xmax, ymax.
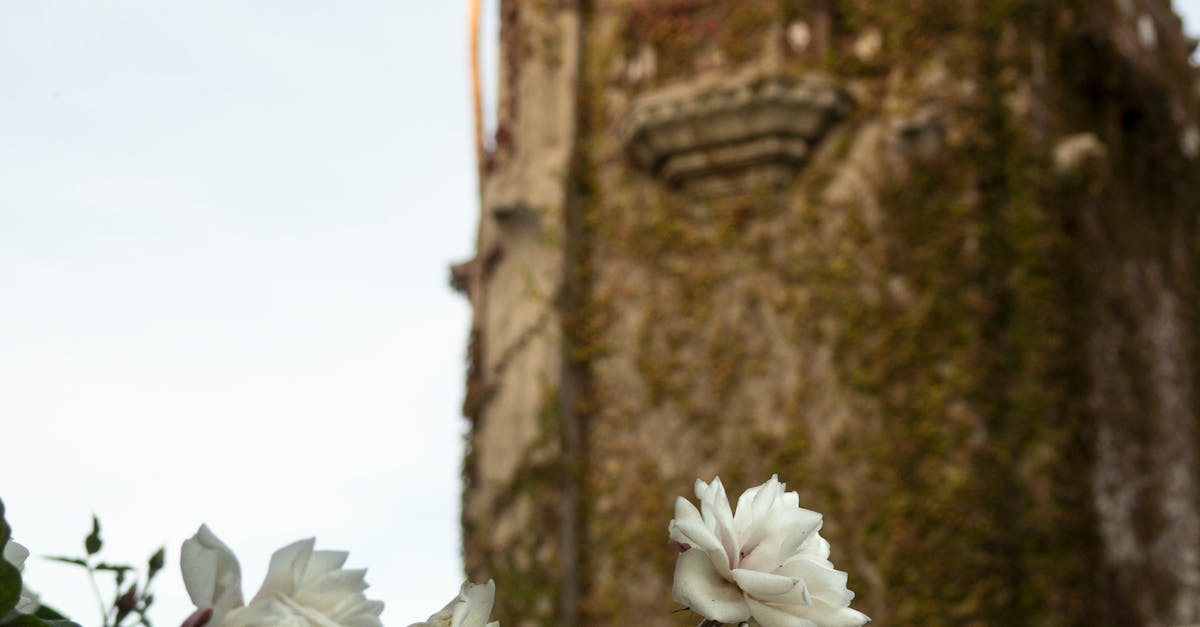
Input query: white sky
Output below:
<box><xmin>0</xmin><ymin>2</ymin><xmax>1197</xmax><ymax>626</ymax></box>
<box><xmin>0</xmin><ymin>2</ymin><xmax>479</xmax><ymax>624</ymax></box>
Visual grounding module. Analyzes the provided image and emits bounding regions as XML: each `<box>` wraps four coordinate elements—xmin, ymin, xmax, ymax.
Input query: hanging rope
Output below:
<box><xmin>469</xmin><ymin>0</ymin><xmax>485</xmax><ymax>175</ymax></box>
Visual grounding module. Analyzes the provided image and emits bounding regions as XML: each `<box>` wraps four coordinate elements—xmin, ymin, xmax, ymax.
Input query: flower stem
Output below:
<box><xmin>85</xmin><ymin>559</ymin><xmax>111</xmax><ymax>627</ymax></box>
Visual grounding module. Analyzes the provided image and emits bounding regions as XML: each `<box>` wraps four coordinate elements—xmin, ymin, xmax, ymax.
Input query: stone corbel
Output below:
<box><xmin>619</xmin><ymin>73</ymin><xmax>853</xmax><ymax>195</ymax></box>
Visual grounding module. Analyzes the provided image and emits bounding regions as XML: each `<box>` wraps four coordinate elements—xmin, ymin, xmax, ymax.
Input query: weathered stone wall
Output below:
<box><xmin>457</xmin><ymin>2</ymin><xmax>580</xmax><ymax>626</ymax></box>
<box><xmin>461</xmin><ymin>1</ymin><xmax>1200</xmax><ymax>626</ymax></box>
<box><xmin>1066</xmin><ymin>4</ymin><xmax>1200</xmax><ymax>622</ymax></box>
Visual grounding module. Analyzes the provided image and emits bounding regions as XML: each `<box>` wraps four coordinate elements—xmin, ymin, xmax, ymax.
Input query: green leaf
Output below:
<box><xmin>31</xmin><ymin>605</ymin><xmax>67</xmax><ymax>621</ymax></box>
<box><xmin>2</xmin><ymin>613</ymin><xmax>82</xmax><ymax>627</ymax></box>
<box><xmin>41</xmin><ymin>557</ymin><xmax>86</xmax><ymax>568</ymax></box>
<box><xmin>0</xmin><ymin>560</ymin><xmax>21</xmax><ymax>620</ymax></box>
<box><xmin>1</xmin><ymin>605</ymin><xmax>81</xmax><ymax>627</ymax></box>
<box><xmin>84</xmin><ymin>516</ymin><xmax>101</xmax><ymax>556</ymax></box>
<box><xmin>93</xmin><ymin>563</ymin><xmax>132</xmax><ymax>573</ymax></box>
<box><xmin>147</xmin><ymin>548</ymin><xmax>165</xmax><ymax>580</ymax></box>
<box><xmin>0</xmin><ymin>498</ymin><xmax>11</xmax><ymax>548</ymax></box>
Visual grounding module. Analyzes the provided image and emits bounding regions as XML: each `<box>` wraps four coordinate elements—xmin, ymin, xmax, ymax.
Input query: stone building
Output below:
<box><xmin>452</xmin><ymin>1</ymin><xmax>1200</xmax><ymax>625</ymax></box>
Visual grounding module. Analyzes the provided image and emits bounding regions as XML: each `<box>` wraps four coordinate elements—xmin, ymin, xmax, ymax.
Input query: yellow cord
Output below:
<box><xmin>469</xmin><ymin>0</ymin><xmax>484</xmax><ymax>173</ymax></box>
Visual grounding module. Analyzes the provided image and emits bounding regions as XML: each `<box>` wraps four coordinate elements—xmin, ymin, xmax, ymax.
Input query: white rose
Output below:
<box><xmin>409</xmin><ymin>580</ymin><xmax>499</xmax><ymax>627</ymax></box>
<box><xmin>669</xmin><ymin>475</ymin><xmax>869</xmax><ymax>627</ymax></box>
<box><xmin>3</xmin><ymin>538</ymin><xmax>41</xmax><ymax>615</ymax></box>
<box><xmin>181</xmin><ymin>524</ymin><xmax>383</xmax><ymax>627</ymax></box>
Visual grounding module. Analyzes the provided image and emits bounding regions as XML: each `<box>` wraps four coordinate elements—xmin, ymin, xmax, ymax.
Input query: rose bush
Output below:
<box><xmin>669</xmin><ymin>475</ymin><xmax>869</xmax><ymax>627</ymax></box>
<box><xmin>181</xmin><ymin>525</ymin><xmax>384</xmax><ymax>627</ymax></box>
<box><xmin>4</xmin><ymin>475</ymin><xmax>880</xmax><ymax>627</ymax></box>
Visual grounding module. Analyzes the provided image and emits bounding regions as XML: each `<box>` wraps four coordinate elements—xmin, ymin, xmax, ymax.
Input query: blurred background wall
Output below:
<box><xmin>459</xmin><ymin>1</ymin><xmax>1200</xmax><ymax>626</ymax></box>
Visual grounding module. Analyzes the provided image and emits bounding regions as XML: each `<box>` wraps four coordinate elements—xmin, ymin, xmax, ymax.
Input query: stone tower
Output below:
<box><xmin>453</xmin><ymin>1</ymin><xmax>1200</xmax><ymax>626</ymax></box>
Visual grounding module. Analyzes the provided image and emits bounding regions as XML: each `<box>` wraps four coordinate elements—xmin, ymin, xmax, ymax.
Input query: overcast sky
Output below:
<box><xmin>1</xmin><ymin>2</ymin><xmax>1198</xmax><ymax>626</ymax></box>
<box><xmin>0</xmin><ymin>2</ymin><xmax>484</xmax><ymax>623</ymax></box>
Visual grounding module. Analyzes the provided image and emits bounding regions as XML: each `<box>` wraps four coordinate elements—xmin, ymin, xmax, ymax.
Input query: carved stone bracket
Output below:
<box><xmin>619</xmin><ymin>73</ymin><xmax>854</xmax><ymax>194</ymax></box>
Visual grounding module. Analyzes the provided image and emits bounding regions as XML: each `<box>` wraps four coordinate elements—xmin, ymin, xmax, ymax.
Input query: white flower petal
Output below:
<box><xmin>251</xmin><ymin>538</ymin><xmax>316</xmax><ymax>601</ymax></box>
<box><xmin>343</xmin><ymin>600</ymin><xmax>387</xmax><ymax>627</ymax></box>
<box><xmin>454</xmin><ymin>579</ymin><xmax>497</xmax><ymax>627</ymax></box>
<box><xmin>783</xmin><ymin>600</ymin><xmax>871</xmax><ymax>627</ymax></box>
<box><xmin>744</xmin><ymin>507</ymin><xmax>822</xmax><ymax>570</ymax></box>
<box><xmin>753</xmin><ymin>476</ymin><xmax>785</xmax><ymax>521</ymax></box>
<box><xmin>734</xmin><ymin>572</ymin><xmax>813</xmax><ymax>607</ymax></box>
<box><xmin>15</xmin><ymin>589</ymin><xmax>39</xmax><ymax>615</ymax></box>
<box><xmin>798</xmin><ymin>532</ymin><xmax>831</xmax><ymax>562</ymax></box>
<box><xmin>182</xmin><ymin>546</ymin><xmax>218</xmax><ymax>606</ymax></box>
<box><xmin>180</xmin><ymin>525</ymin><xmax>245</xmax><ymax>625</ymax></box>
<box><xmin>670</xmin><ymin>477</ymin><xmax>869</xmax><ymax>627</ymax></box>
<box><xmin>671</xmin><ymin>500</ymin><xmax>735</xmax><ymax>579</ymax></box>
<box><xmin>415</xmin><ymin>580</ymin><xmax>497</xmax><ymax>627</ymax></box>
<box><xmin>671</xmin><ymin>512</ymin><xmax>725</xmax><ymax>554</ymax></box>
<box><xmin>698</xmin><ymin>478</ymin><xmax>742</xmax><ymax>574</ymax></box>
<box><xmin>700</xmin><ymin>479</ymin><xmax>737</xmax><ymax>539</ymax></box>
<box><xmin>731</xmin><ymin>569</ymin><xmax>807</xmax><ymax>600</ymax></box>
<box><xmin>324</xmin><ymin>589</ymin><xmax>383</xmax><ymax>625</ymax></box>
<box><xmin>745</xmin><ymin>597</ymin><xmax>819</xmax><ymax>627</ymax></box>
<box><xmin>3</xmin><ymin>540</ymin><xmax>29</xmax><ymax>571</ymax></box>
<box><xmin>184</xmin><ymin>530</ymin><xmax>382</xmax><ymax>627</ymax></box>
<box><xmin>305</xmin><ymin>550</ymin><xmax>350</xmax><ymax>577</ymax></box>
<box><xmin>413</xmin><ymin>595</ymin><xmax>457</xmax><ymax>627</ymax></box>
<box><xmin>298</xmin><ymin>568</ymin><xmax>370</xmax><ymax>617</ymax></box>
<box><xmin>733</xmin><ymin>482</ymin><xmax>763</xmax><ymax>536</ymax></box>
<box><xmin>277</xmin><ymin>594</ymin><xmax>345</xmax><ymax>627</ymax></box>
<box><xmin>777</xmin><ymin>559</ymin><xmax>853</xmax><ymax>607</ymax></box>
<box><xmin>672</xmin><ymin>549</ymin><xmax>750</xmax><ymax>623</ymax></box>
<box><xmin>735</xmin><ymin>479</ymin><xmax>779</xmax><ymax>547</ymax></box>
<box><xmin>225</xmin><ymin>597</ymin><xmax>312</xmax><ymax>627</ymax></box>
<box><xmin>779</xmin><ymin>510</ymin><xmax>824</xmax><ymax>558</ymax></box>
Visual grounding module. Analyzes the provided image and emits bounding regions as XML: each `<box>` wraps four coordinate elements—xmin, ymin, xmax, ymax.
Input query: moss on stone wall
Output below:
<box><xmin>572</xmin><ymin>1</ymin><xmax>1144</xmax><ymax>625</ymax></box>
<box><xmin>622</xmin><ymin>1</ymin><xmax>782</xmax><ymax>82</ymax></box>
<box><xmin>471</xmin><ymin>0</ymin><xmax>1200</xmax><ymax>625</ymax></box>
<box><xmin>466</xmin><ymin>384</ymin><xmax>566</xmax><ymax>627</ymax></box>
